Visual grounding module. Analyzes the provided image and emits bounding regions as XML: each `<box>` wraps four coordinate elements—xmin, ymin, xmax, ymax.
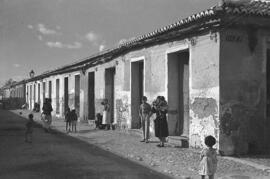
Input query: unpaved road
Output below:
<box><xmin>0</xmin><ymin>110</ymin><xmax>171</xmax><ymax>179</ymax></box>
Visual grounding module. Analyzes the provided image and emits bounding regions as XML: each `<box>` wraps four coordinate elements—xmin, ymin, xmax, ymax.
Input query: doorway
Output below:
<box><xmin>105</xmin><ymin>68</ymin><xmax>115</xmax><ymax>124</ymax></box>
<box><xmin>266</xmin><ymin>48</ymin><xmax>270</xmax><ymax>152</ymax></box>
<box><xmin>267</xmin><ymin>49</ymin><xmax>270</xmax><ymax>117</ymax></box>
<box><xmin>75</xmin><ymin>75</ymin><xmax>80</xmax><ymax>117</ymax></box>
<box><xmin>131</xmin><ymin>60</ymin><xmax>144</xmax><ymax>129</ymax></box>
<box><xmin>88</xmin><ymin>72</ymin><xmax>95</xmax><ymax>120</ymax></box>
<box><xmin>48</xmin><ymin>81</ymin><xmax>52</xmax><ymax>99</ymax></box>
<box><xmin>38</xmin><ymin>83</ymin><xmax>40</xmax><ymax>104</ymax></box>
<box><xmin>42</xmin><ymin>82</ymin><xmax>46</xmax><ymax>102</ymax></box>
<box><xmin>56</xmin><ymin>79</ymin><xmax>60</xmax><ymax>114</ymax></box>
<box><xmin>64</xmin><ymin>77</ymin><xmax>69</xmax><ymax>114</ymax></box>
<box><xmin>167</xmin><ymin>50</ymin><xmax>189</xmax><ymax>136</ymax></box>
<box><xmin>33</xmin><ymin>84</ymin><xmax>36</xmax><ymax>104</ymax></box>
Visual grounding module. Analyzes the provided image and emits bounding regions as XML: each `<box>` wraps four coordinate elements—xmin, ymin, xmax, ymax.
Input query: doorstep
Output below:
<box><xmin>125</xmin><ymin>128</ymin><xmax>189</xmax><ymax>148</ymax></box>
<box><xmin>167</xmin><ymin>136</ymin><xmax>189</xmax><ymax>148</ymax></box>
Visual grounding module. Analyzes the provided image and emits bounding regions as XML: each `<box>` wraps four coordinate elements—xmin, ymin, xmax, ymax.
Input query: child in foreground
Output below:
<box><xmin>199</xmin><ymin>135</ymin><xmax>218</xmax><ymax>179</ymax></box>
<box><xmin>25</xmin><ymin>114</ymin><xmax>34</xmax><ymax>143</ymax></box>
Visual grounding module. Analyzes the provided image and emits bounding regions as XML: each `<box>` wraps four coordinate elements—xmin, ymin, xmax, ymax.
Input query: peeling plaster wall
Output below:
<box><xmin>189</xmin><ymin>34</ymin><xmax>220</xmax><ymax>149</ymax></box>
<box><xmin>220</xmin><ymin>28</ymin><xmax>270</xmax><ymax>155</ymax></box>
<box><xmin>114</xmin><ymin>33</ymin><xmax>220</xmax><ymax>143</ymax></box>
<box><xmin>116</xmin><ymin>43</ymin><xmax>174</xmax><ymax>131</ymax></box>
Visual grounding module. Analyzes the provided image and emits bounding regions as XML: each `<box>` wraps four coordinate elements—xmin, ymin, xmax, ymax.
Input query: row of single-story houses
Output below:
<box><xmin>2</xmin><ymin>0</ymin><xmax>270</xmax><ymax>155</ymax></box>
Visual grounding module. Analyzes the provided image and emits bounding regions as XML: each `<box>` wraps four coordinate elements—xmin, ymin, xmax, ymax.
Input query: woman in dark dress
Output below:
<box><xmin>152</xmin><ymin>96</ymin><xmax>169</xmax><ymax>147</ymax></box>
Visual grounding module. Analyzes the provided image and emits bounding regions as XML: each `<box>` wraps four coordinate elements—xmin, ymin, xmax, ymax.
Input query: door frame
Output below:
<box><xmin>165</xmin><ymin>44</ymin><xmax>189</xmax><ymax>99</ymax></box>
<box><xmin>130</xmin><ymin>56</ymin><xmax>146</xmax><ymax>97</ymax></box>
<box><xmin>130</xmin><ymin>56</ymin><xmax>145</xmax><ymax>129</ymax></box>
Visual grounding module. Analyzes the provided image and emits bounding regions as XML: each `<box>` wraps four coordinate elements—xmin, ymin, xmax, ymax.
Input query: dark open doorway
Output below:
<box><xmin>38</xmin><ymin>83</ymin><xmax>40</xmax><ymax>104</ymax></box>
<box><xmin>267</xmin><ymin>48</ymin><xmax>270</xmax><ymax>117</ymax></box>
<box><xmin>42</xmin><ymin>82</ymin><xmax>46</xmax><ymax>102</ymax></box>
<box><xmin>33</xmin><ymin>84</ymin><xmax>36</xmax><ymax>104</ymax></box>
<box><xmin>167</xmin><ymin>50</ymin><xmax>189</xmax><ymax>136</ymax></box>
<box><xmin>64</xmin><ymin>77</ymin><xmax>69</xmax><ymax>114</ymax></box>
<box><xmin>131</xmin><ymin>60</ymin><xmax>144</xmax><ymax>129</ymax></box>
<box><xmin>88</xmin><ymin>72</ymin><xmax>95</xmax><ymax>120</ymax></box>
<box><xmin>75</xmin><ymin>75</ymin><xmax>80</xmax><ymax>117</ymax></box>
<box><xmin>266</xmin><ymin>48</ymin><xmax>270</xmax><ymax>152</ymax></box>
<box><xmin>56</xmin><ymin>79</ymin><xmax>60</xmax><ymax>114</ymax></box>
<box><xmin>48</xmin><ymin>81</ymin><xmax>52</xmax><ymax>99</ymax></box>
<box><xmin>105</xmin><ymin>68</ymin><xmax>115</xmax><ymax>124</ymax></box>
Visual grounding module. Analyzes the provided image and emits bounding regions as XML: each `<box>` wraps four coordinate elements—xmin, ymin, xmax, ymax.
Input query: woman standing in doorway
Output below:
<box><xmin>101</xmin><ymin>99</ymin><xmax>110</xmax><ymax>130</ymax></box>
<box><xmin>152</xmin><ymin>96</ymin><xmax>169</xmax><ymax>147</ymax></box>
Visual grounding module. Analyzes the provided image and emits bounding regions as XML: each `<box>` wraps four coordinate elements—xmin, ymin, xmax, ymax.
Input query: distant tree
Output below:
<box><xmin>3</xmin><ymin>78</ymin><xmax>16</xmax><ymax>87</ymax></box>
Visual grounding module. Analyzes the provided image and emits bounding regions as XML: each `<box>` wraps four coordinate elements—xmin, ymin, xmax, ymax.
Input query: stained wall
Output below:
<box><xmin>220</xmin><ymin>27</ymin><xmax>270</xmax><ymax>155</ymax></box>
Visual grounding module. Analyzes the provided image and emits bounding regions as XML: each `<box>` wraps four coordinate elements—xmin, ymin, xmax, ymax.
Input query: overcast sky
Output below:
<box><xmin>0</xmin><ymin>0</ymin><xmax>217</xmax><ymax>86</ymax></box>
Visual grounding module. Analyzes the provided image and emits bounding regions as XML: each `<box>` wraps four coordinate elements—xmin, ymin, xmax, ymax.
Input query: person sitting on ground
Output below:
<box><xmin>25</xmin><ymin>113</ymin><xmax>34</xmax><ymax>143</ymax></box>
<box><xmin>21</xmin><ymin>103</ymin><xmax>28</xmax><ymax>110</ymax></box>
<box><xmin>33</xmin><ymin>102</ymin><xmax>40</xmax><ymax>112</ymax></box>
<box><xmin>95</xmin><ymin>113</ymin><xmax>103</xmax><ymax>129</ymax></box>
<box><xmin>70</xmin><ymin>109</ymin><xmax>78</xmax><ymax>133</ymax></box>
<box><xmin>65</xmin><ymin>107</ymin><xmax>71</xmax><ymax>132</ymax></box>
<box><xmin>139</xmin><ymin>96</ymin><xmax>152</xmax><ymax>143</ymax></box>
<box><xmin>198</xmin><ymin>135</ymin><xmax>218</xmax><ymax>179</ymax></box>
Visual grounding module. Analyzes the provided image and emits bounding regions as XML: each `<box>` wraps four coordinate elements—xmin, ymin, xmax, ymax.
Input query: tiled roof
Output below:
<box><xmin>25</xmin><ymin>0</ymin><xmax>270</xmax><ymax>83</ymax></box>
<box><xmin>121</xmin><ymin>0</ymin><xmax>270</xmax><ymax>47</ymax></box>
<box><xmin>224</xmin><ymin>0</ymin><xmax>270</xmax><ymax>16</ymax></box>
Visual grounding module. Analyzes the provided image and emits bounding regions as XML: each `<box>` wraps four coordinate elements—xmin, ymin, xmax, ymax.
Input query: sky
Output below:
<box><xmin>0</xmin><ymin>0</ymin><xmax>218</xmax><ymax>86</ymax></box>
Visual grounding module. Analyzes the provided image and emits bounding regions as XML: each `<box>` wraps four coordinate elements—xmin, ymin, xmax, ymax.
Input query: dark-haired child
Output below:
<box><xmin>198</xmin><ymin>135</ymin><xmax>218</xmax><ymax>179</ymax></box>
<box><xmin>70</xmin><ymin>109</ymin><xmax>78</xmax><ymax>133</ymax></box>
<box><xmin>65</xmin><ymin>107</ymin><xmax>71</xmax><ymax>132</ymax></box>
<box><xmin>25</xmin><ymin>114</ymin><xmax>34</xmax><ymax>143</ymax></box>
<box><xmin>95</xmin><ymin>113</ymin><xmax>103</xmax><ymax>129</ymax></box>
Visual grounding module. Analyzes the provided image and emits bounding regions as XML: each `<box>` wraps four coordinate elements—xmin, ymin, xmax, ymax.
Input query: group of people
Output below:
<box><xmin>24</xmin><ymin>98</ymin><xmax>53</xmax><ymax>143</ymax></box>
<box><xmin>139</xmin><ymin>95</ymin><xmax>169</xmax><ymax>147</ymax></box>
<box><xmin>94</xmin><ymin>98</ymin><xmax>113</xmax><ymax>130</ymax></box>
<box><xmin>139</xmin><ymin>95</ymin><xmax>218</xmax><ymax>178</ymax></box>
<box><xmin>64</xmin><ymin>107</ymin><xmax>78</xmax><ymax>133</ymax></box>
<box><xmin>24</xmin><ymin>96</ymin><xmax>217</xmax><ymax>178</ymax></box>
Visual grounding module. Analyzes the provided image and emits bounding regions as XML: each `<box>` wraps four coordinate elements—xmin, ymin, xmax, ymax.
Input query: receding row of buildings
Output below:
<box><xmin>2</xmin><ymin>0</ymin><xmax>270</xmax><ymax>155</ymax></box>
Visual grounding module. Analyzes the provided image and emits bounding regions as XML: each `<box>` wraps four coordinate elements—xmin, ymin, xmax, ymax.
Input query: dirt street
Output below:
<box><xmin>0</xmin><ymin>109</ymin><xmax>171</xmax><ymax>179</ymax></box>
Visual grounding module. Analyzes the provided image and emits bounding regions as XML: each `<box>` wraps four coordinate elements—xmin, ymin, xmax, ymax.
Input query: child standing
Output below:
<box><xmin>139</xmin><ymin>96</ymin><xmax>152</xmax><ymax>143</ymax></box>
<box><xmin>65</xmin><ymin>107</ymin><xmax>71</xmax><ymax>132</ymax></box>
<box><xmin>25</xmin><ymin>114</ymin><xmax>34</xmax><ymax>143</ymax></box>
<box><xmin>70</xmin><ymin>109</ymin><xmax>78</xmax><ymax>133</ymax></box>
<box><xmin>95</xmin><ymin>113</ymin><xmax>103</xmax><ymax>129</ymax></box>
<box><xmin>199</xmin><ymin>135</ymin><xmax>218</xmax><ymax>179</ymax></box>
